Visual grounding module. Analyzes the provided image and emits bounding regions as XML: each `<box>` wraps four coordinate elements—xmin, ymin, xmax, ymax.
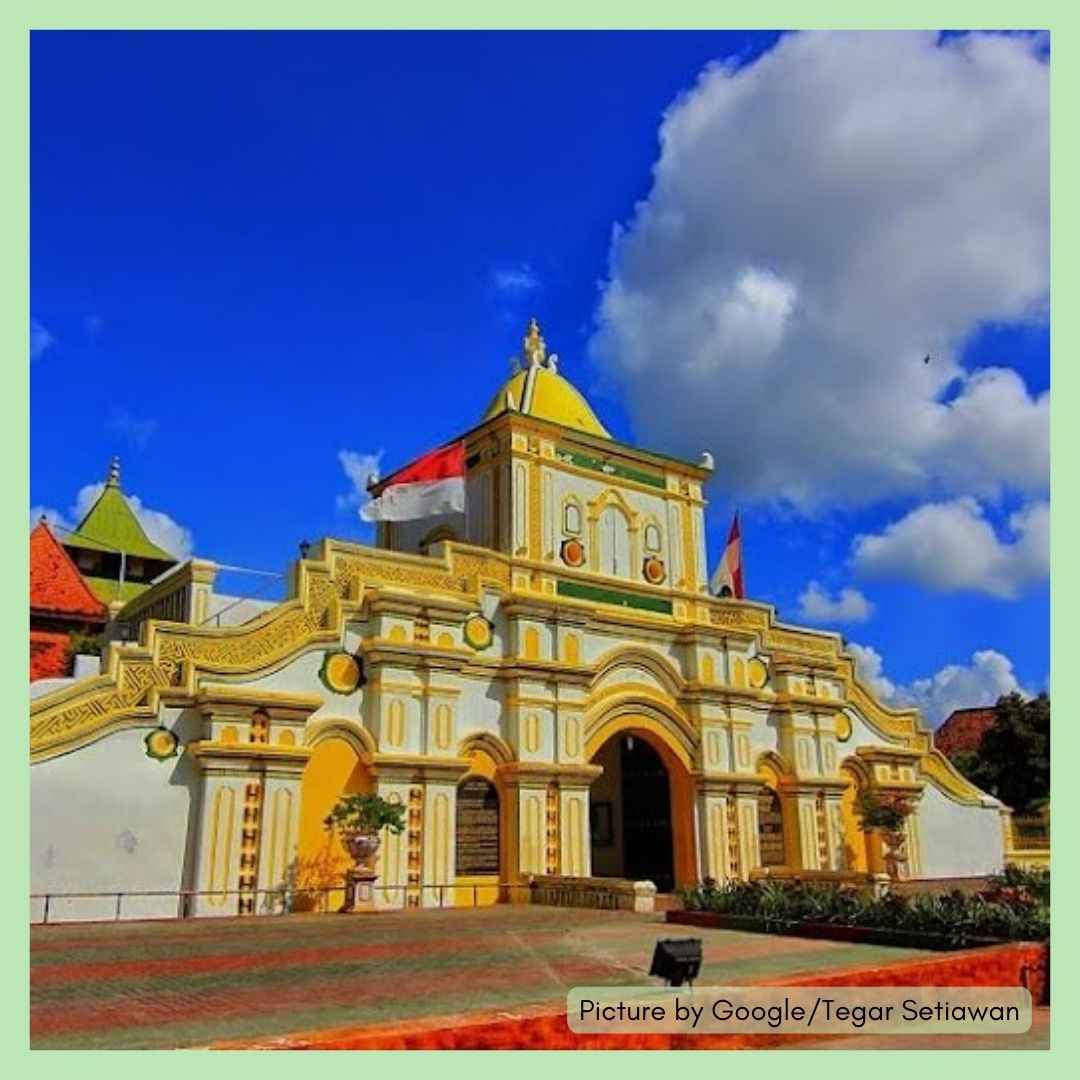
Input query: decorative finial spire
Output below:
<box><xmin>522</xmin><ymin>317</ymin><xmax>547</xmax><ymax>368</ymax></box>
<box><xmin>106</xmin><ymin>455</ymin><xmax>121</xmax><ymax>488</ymax></box>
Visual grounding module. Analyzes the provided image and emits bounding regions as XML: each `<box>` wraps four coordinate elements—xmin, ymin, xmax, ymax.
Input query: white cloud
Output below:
<box><xmin>590</xmin><ymin>31</ymin><xmax>1049</xmax><ymax>510</ymax></box>
<box><xmin>30</xmin><ymin>482</ymin><xmax>193</xmax><ymax>560</ymax></box>
<box><xmin>846</xmin><ymin>641</ymin><xmax>896</xmax><ymax>701</ymax></box>
<box><xmin>336</xmin><ymin>449</ymin><xmax>383</xmax><ymax>515</ymax></box>
<box><xmin>852</xmin><ymin>497</ymin><xmax>1048</xmax><ymax>598</ymax></box>
<box><xmin>797</xmin><ymin>580</ymin><xmax>874</xmax><ymax>623</ymax></box>
<box><xmin>30</xmin><ymin>504</ymin><xmax>75</xmax><ymax>535</ymax></box>
<box><xmin>30</xmin><ymin>319</ymin><xmax>56</xmax><ymax>361</ymax></box>
<box><xmin>848</xmin><ymin>641</ymin><xmax>1031</xmax><ymax>726</ymax></box>
<box><xmin>492</xmin><ymin>263</ymin><xmax>540</xmax><ymax>293</ymax></box>
<box><xmin>107</xmin><ymin>409</ymin><xmax>159</xmax><ymax>450</ymax></box>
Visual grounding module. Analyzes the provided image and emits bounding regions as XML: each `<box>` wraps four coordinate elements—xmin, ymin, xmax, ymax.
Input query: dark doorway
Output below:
<box><xmin>620</xmin><ymin>736</ymin><xmax>675</xmax><ymax>892</ymax></box>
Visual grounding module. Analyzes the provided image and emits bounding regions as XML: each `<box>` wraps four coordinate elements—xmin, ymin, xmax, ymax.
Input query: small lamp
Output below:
<box><xmin>649</xmin><ymin>938</ymin><xmax>703</xmax><ymax>988</ymax></box>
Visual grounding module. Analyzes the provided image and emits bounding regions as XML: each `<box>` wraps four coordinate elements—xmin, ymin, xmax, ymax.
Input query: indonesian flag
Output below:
<box><xmin>710</xmin><ymin>512</ymin><xmax>745</xmax><ymax>598</ymax></box>
<box><xmin>361</xmin><ymin>441</ymin><xmax>465</xmax><ymax>522</ymax></box>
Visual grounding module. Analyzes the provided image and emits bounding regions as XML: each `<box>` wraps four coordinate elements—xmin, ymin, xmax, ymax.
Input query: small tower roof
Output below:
<box><xmin>29</xmin><ymin>520</ymin><xmax>108</xmax><ymax>620</ymax></box>
<box><xmin>481</xmin><ymin>318</ymin><xmax>611</xmax><ymax>438</ymax></box>
<box><xmin>67</xmin><ymin>457</ymin><xmax>177</xmax><ymax>562</ymax></box>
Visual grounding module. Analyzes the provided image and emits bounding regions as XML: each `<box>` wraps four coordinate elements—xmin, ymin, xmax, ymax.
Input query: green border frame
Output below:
<box><xmin>9</xmin><ymin>9</ymin><xmax>1074</xmax><ymax>1071</ymax></box>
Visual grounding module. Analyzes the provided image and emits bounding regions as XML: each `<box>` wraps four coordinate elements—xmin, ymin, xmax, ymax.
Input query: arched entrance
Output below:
<box><xmin>586</xmin><ymin>716</ymin><xmax>696</xmax><ymax>892</ymax></box>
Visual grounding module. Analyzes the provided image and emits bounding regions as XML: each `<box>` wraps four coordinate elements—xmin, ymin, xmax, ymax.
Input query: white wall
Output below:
<box><xmin>30</xmin><ymin>715</ymin><xmax>201</xmax><ymax>922</ymax></box>
<box><xmin>203</xmin><ymin>595</ymin><xmax>277</xmax><ymax>627</ymax></box>
<box><xmin>917</xmin><ymin>783</ymin><xmax>1004</xmax><ymax>878</ymax></box>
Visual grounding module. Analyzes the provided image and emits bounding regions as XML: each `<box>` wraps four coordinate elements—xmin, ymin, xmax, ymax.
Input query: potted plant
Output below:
<box><xmin>324</xmin><ymin>792</ymin><xmax>407</xmax><ymax>870</ymax></box>
<box><xmin>853</xmin><ymin>790</ymin><xmax>915</xmax><ymax>880</ymax></box>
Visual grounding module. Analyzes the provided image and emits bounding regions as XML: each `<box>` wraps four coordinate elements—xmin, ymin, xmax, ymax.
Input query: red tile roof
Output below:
<box><xmin>30</xmin><ymin>521</ymin><xmax>108</xmax><ymax>620</ymax></box>
<box><xmin>934</xmin><ymin>706</ymin><xmax>997</xmax><ymax>758</ymax></box>
<box><xmin>30</xmin><ymin>629</ymin><xmax>70</xmax><ymax>681</ymax></box>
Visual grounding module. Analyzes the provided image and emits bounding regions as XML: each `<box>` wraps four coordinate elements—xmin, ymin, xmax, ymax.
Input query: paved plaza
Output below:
<box><xmin>31</xmin><ymin>905</ymin><xmax>1047</xmax><ymax>1050</ymax></box>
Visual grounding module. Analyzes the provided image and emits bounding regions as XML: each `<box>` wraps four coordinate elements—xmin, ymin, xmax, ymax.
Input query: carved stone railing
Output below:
<box><xmin>750</xmin><ymin>867</ymin><xmax>892</xmax><ymax>897</ymax></box>
<box><xmin>527</xmin><ymin>874</ymin><xmax>657</xmax><ymax>913</ymax></box>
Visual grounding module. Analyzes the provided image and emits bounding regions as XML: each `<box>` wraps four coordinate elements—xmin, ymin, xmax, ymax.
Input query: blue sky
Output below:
<box><xmin>31</xmin><ymin>31</ymin><xmax>1049</xmax><ymax>723</ymax></box>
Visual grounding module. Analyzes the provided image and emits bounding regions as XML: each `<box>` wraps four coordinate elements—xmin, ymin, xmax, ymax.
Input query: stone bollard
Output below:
<box><xmin>632</xmin><ymin>880</ymin><xmax>657</xmax><ymax>913</ymax></box>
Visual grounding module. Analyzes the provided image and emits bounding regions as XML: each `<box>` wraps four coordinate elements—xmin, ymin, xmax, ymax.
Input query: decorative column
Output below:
<box><xmin>695</xmin><ymin>778</ymin><xmax>740</xmax><ymax>883</ymax></box>
<box><xmin>853</xmin><ymin>747</ymin><xmax>925</xmax><ymax>880</ymax></box>
<box><xmin>187</xmin><ymin>739</ymin><xmax>311</xmax><ymax>917</ymax></box>
<box><xmin>733</xmin><ymin>784</ymin><xmax>763</xmax><ymax>878</ymax></box>
<box><xmin>187</xmin><ymin>691</ymin><xmax>317</xmax><ymax>917</ymax></box>
<box><xmin>372</xmin><ymin>756</ymin><xmax>471</xmax><ymax>909</ymax></box>
<box><xmin>498</xmin><ymin>763</ymin><xmax>601</xmax><ymax>888</ymax></box>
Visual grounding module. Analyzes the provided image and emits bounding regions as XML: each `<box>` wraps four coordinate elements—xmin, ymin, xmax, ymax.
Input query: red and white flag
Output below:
<box><xmin>361</xmin><ymin>441</ymin><xmax>465</xmax><ymax>522</ymax></box>
<box><xmin>710</xmin><ymin>512</ymin><xmax>745</xmax><ymax>598</ymax></box>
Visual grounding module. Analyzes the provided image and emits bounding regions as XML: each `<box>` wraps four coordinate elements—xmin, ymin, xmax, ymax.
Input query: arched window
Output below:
<box><xmin>597</xmin><ymin>505</ymin><xmax>631</xmax><ymax>578</ymax></box>
<box><xmin>643</xmin><ymin>522</ymin><xmax>662</xmax><ymax>553</ymax></box>
<box><xmin>563</xmin><ymin>499</ymin><xmax>583</xmax><ymax>536</ymax></box>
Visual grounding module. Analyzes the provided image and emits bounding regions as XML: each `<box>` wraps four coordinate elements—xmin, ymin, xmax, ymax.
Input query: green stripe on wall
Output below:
<box><xmin>557</xmin><ymin>579</ymin><xmax>673</xmax><ymax>614</ymax></box>
<box><xmin>557</xmin><ymin>449</ymin><xmax>667</xmax><ymax>489</ymax></box>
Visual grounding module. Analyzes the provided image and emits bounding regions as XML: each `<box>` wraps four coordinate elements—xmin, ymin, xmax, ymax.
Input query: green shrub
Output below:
<box><xmin>678</xmin><ymin>875</ymin><xmax>1048</xmax><ymax>945</ymax></box>
<box><xmin>324</xmin><ymin>793</ymin><xmax>406</xmax><ymax>835</ymax></box>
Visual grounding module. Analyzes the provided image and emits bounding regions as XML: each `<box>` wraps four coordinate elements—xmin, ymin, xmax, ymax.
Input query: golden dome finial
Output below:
<box><xmin>522</xmin><ymin>317</ymin><xmax>546</xmax><ymax>367</ymax></box>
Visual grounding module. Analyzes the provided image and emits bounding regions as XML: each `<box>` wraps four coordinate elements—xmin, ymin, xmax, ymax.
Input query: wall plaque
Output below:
<box><xmin>456</xmin><ymin>778</ymin><xmax>500</xmax><ymax>875</ymax></box>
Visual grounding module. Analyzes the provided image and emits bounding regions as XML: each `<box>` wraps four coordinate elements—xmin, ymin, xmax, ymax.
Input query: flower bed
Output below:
<box><xmin>676</xmin><ymin>867</ymin><xmax>1049</xmax><ymax>949</ymax></box>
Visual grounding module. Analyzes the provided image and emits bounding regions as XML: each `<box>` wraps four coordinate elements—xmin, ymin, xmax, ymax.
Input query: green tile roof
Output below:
<box><xmin>72</xmin><ymin>479</ymin><xmax>176</xmax><ymax>562</ymax></box>
<box><xmin>82</xmin><ymin>575</ymin><xmax>153</xmax><ymax>605</ymax></box>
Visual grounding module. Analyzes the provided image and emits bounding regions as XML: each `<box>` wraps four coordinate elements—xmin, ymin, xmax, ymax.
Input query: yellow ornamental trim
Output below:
<box><xmin>708</xmin><ymin>603</ymin><xmax>770</xmax><ymax>632</ymax></box>
<box><xmin>144</xmin><ymin>727</ymin><xmax>178</xmax><ymax>761</ymax></box>
<box><xmin>765</xmin><ymin>626</ymin><xmax>839</xmax><ymax>659</ymax></box>
<box><xmin>834</xmin><ymin>712</ymin><xmax>853</xmax><ymax>743</ymax></box>
<box><xmin>319</xmin><ymin>651</ymin><xmax>363</xmax><ymax>695</ymax></box>
<box><xmin>747</xmin><ymin>657</ymin><xmax>769</xmax><ymax>690</ymax></box>
<box><xmin>919</xmin><ymin>749</ymin><xmax>990</xmax><ymax>807</ymax></box>
<box><xmin>30</xmin><ymin>539</ymin><xmax>510</xmax><ymax>764</ymax></box>
<box><xmin>463</xmin><ymin>614</ymin><xmax>494</xmax><ymax>651</ymax></box>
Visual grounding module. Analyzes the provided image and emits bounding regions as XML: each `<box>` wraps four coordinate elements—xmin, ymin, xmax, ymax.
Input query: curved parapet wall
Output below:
<box><xmin>29</xmin><ymin>540</ymin><xmax>512</xmax><ymax>764</ymax></box>
<box><xmin>29</xmin><ymin>535</ymin><xmax>991</xmax><ymax>811</ymax></box>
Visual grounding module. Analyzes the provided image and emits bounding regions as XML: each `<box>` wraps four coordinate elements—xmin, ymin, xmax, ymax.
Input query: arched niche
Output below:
<box><xmin>295</xmin><ymin>732</ymin><xmax>375</xmax><ymax>911</ymax></box>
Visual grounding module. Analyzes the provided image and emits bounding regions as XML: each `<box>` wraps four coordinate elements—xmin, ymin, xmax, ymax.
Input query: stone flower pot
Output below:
<box><xmin>342</xmin><ymin>829</ymin><xmax>381</xmax><ymax>870</ymax></box>
<box><xmin>882</xmin><ymin>828</ymin><xmax>908</xmax><ymax>880</ymax></box>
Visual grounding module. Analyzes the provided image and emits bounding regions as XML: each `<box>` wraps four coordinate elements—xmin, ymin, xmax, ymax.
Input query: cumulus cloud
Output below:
<box><xmin>30</xmin><ymin>319</ymin><xmax>56</xmax><ymax>361</ymax></box>
<box><xmin>590</xmin><ymin>31</ymin><xmax>1049</xmax><ymax>510</ymax></box>
<box><xmin>846</xmin><ymin>641</ymin><xmax>896</xmax><ymax>700</ymax></box>
<box><xmin>852</xmin><ymin>497</ymin><xmax>1048</xmax><ymax>598</ymax></box>
<box><xmin>31</xmin><ymin>482</ymin><xmax>193</xmax><ymax>560</ymax></box>
<box><xmin>797</xmin><ymin>580</ymin><xmax>874</xmax><ymax>623</ymax></box>
<box><xmin>336</xmin><ymin>449</ymin><xmax>383</xmax><ymax>515</ymax></box>
<box><xmin>492</xmin><ymin>263</ymin><xmax>540</xmax><ymax>293</ymax></box>
<box><xmin>848</xmin><ymin>641</ymin><xmax>1031</xmax><ymax>726</ymax></box>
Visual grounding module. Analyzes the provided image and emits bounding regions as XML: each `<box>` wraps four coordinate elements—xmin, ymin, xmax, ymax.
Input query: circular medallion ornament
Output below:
<box><xmin>320</xmin><ymin>651</ymin><xmax>364</xmax><ymax>694</ymax></box>
<box><xmin>642</xmin><ymin>556</ymin><xmax>666</xmax><ymax>584</ymax></box>
<box><xmin>834</xmin><ymin>713</ymin><xmax>853</xmax><ymax>743</ymax></box>
<box><xmin>144</xmin><ymin>727</ymin><xmax>178</xmax><ymax>761</ymax></box>
<box><xmin>560</xmin><ymin>537</ymin><xmax>586</xmax><ymax>568</ymax></box>
<box><xmin>747</xmin><ymin>657</ymin><xmax>769</xmax><ymax>690</ymax></box>
<box><xmin>463</xmin><ymin>613</ymin><xmax>494</xmax><ymax>651</ymax></box>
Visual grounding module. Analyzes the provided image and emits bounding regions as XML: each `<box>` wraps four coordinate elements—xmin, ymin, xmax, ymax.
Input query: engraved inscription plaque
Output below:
<box><xmin>455</xmin><ymin>778</ymin><xmax>500</xmax><ymax>875</ymax></box>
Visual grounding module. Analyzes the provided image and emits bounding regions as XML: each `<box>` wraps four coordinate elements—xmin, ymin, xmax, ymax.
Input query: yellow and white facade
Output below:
<box><xmin>29</xmin><ymin>321</ymin><xmax>1008</xmax><ymax>920</ymax></box>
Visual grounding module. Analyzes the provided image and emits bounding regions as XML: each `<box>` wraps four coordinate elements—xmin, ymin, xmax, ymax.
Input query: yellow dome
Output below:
<box><xmin>481</xmin><ymin>320</ymin><xmax>611</xmax><ymax>439</ymax></box>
